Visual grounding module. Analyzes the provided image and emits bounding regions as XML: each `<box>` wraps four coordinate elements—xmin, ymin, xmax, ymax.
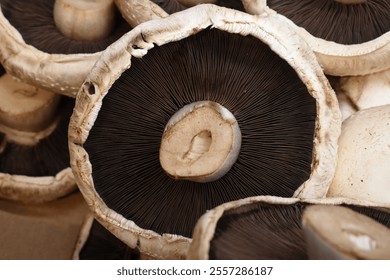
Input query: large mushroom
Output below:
<box><xmin>69</xmin><ymin>4</ymin><xmax>341</xmax><ymax>259</ymax></box>
<box><xmin>187</xmin><ymin>196</ymin><xmax>390</xmax><ymax>259</ymax></box>
<box><xmin>0</xmin><ymin>0</ymin><xmax>131</xmax><ymax>97</ymax></box>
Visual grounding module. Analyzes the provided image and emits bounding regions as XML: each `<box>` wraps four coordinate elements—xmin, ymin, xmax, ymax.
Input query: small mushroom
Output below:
<box><xmin>188</xmin><ymin>196</ymin><xmax>390</xmax><ymax>259</ymax></box>
<box><xmin>327</xmin><ymin>104</ymin><xmax>390</xmax><ymax>205</ymax></box>
<box><xmin>303</xmin><ymin>205</ymin><xmax>390</xmax><ymax>259</ymax></box>
<box><xmin>69</xmin><ymin>5</ymin><xmax>340</xmax><ymax>259</ymax></box>
<box><xmin>0</xmin><ymin>0</ymin><xmax>131</xmax><ymax>97</ymax></box>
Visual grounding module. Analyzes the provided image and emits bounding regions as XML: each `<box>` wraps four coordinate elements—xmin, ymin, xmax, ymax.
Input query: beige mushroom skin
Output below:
<box><xmin>0</xmin><ymin>168</ymin><xmax>76</xmax><ymax>203</ymax></box>
<box><xmin>114</xmin><ymin>0</ymin><xmax>168</xmax><ymax>27</ymax></box>
<box><xmin>160</xmin><ymin>101</ymin><xmax>241</xmax><ymax>183</ymax></box>
<box><xmin>54</xmin><ymin>0</ymin><xmax>116</xmax><ymax>41</ymax></box>
<box><xmin>187</xmin><ymin>195</ymin><xmax>390</xmax><ymax>259</ymax></box>
<box><xmin>243</xmin><ymin>4</ymin><xmax>390</xmax><ymax>77</ymax></box>
<box><xmin>303</xmin><ymin>205</ymin><xmax>390</xmax><ymax>260</ymax></box>
<box><xmin>177</xmin><ymin>0</ymin><xmax>217</xmax><ymax>6</ymax></box>
<box><xmin>328</xmin><ymin>105</ymin><xmax>390</xmax><ymax>205</ymax></box>
<box><xmin>0</xmin><ymin>7</ymin><xmax>102</xmax><ymax>97</ymax></box>
<box><xmin>69</xmin><ymin>4</ymin><xmax>340</xmax><ymax>259</ymax></box>
<box><xmin>338</xmin><ymin>69</ymin><xmax>390</xmax><ymax>111</ymax></box>
<box><xmin>0</xmin><ymin>74</ymin><xmax>61</xmax><ymax>146</ymax></box>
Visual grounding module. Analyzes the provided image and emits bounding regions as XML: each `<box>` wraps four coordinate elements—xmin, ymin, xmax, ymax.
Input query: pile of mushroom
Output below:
<box><xmin>0</xmin><ymin>0</ymin><xmax>389</xmax><ymax>260</ymax></box>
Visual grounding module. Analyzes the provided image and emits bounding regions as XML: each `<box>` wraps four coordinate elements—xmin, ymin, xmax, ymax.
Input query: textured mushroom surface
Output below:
<box><xmin>0</xmin><ymin>0</ymin><xmax>131</xmax><ymax>97</ymax></box>
<box><xmin>188</xmin><ymin>196</ymin><xmax>390</xmax><ymax>260</ymax></box>
<box><xmin>328</xmin><ymin>105</ymin><xmax>390</xmax><ymax>205</ymax></box>
<box><xmin>69</xmin><ymin>4</ymin><xmax>341</xmax><ymax>259</ymax></box>
<box><xmin>77</xmin><ymin>218</ymin><xmax>140</xmax><ymax>260</ymax></box>
<box><xmin>83</xmin><ymin>28</ymin><xmax>317</xmax><ymax>238</ymax></box>
<box><xmin>0</xmin><ymin>65</ymin><xmax>76</xmax><ymax>203</ymax></box>
<box><xmin>303</xmin><ymin>205</ymin><xmax>390</xmax><ymax>259</ymax></box>
<box><xmin>151</xmin><ymin>0</ymin><xmax>244</xmax><ymax>13</ymax></box>
<box><xmin>0</xmin><ymin>0</ymin><xmax>131</xmax><ymax>54</ymax></box>
<box><xmin>268</xmin><ymin>0</ymin><xmax>390</xmax><ymax>45</ymax></box>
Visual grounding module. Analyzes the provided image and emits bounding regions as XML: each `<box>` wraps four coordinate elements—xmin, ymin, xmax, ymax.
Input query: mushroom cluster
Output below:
<box><xmin>0</xmin><ymin>0</ymin><xmax>389</xmax><ymax>260</ymax></box>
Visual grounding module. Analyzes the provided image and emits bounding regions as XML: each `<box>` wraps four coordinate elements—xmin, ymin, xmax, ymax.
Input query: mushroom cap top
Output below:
<box><xmin>328</xmin><ymin>104</ymin><xmax>390</xmax><ymax>206</ymax></box>
<box><xmin>69</xmin><ymin>4</ymin><xmax>341</xmax><ymax>259</ymax></box>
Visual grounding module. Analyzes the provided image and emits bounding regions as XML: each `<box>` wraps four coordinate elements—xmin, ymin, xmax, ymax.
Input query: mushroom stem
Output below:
<box><xmin>334</xmin><ymin>0</ymin><xmax>367</xmax><ymax>4</ymax></box>
<box><xmin>0</xmin><ymin>74</ymin><xmax>60</xmax><ymax>145</ymax></box>
<box><xmin>53</xmin><ymin>0</ymin><xmax>116</xmax><ymax>41</ymax></box>
<box><xmin>159</xmin><ymin>101</ymin><xmax>241</xmax><ymax>183</ymax></box>
<box><xmin>176</xmin><ymin>0</ymin><xmax>217</xmax><ymax>7</ymax></box>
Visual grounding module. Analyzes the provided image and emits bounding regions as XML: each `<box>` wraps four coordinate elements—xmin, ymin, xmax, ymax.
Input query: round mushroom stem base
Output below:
<box><xmin>159</xmin><ymin>101</ymin><xmax>241</xmax><ymax>183</ymax></box>
<box><xmin>0</xmin><ymin>74</ymin><xmax>61</xmax><ymax>146</ymax></box>
<box><xmin>53</xmin><ymin>0</ymin><xmax>116</xmax><ymax>41</ymax></box>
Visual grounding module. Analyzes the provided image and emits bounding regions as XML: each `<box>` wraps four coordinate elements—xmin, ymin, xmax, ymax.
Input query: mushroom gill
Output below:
<box><xmin>189</xmin><ymin>198</ymin><xmax>390</xmax><ymax>260</ymax></box>
<box><xmin>0</xmin><ymin>69</ymin><xmax>74</xmax><ymax>177</ymax></box>
<box><xmin>83</xmin><ymin>28</ymin><xmax>317</xmax><ymax>238</ymax></box>
<box><xmin>267</xmin><ymin>0</ymin><xmax>390</xmax><ymax>44</ymax></box>
<box><xmin>69</xmin><ymin>5</ymin><xmax>341</xmax><ymax>259</ymax></box>
<box><xmin>77</xmin><ymin>219</ymin><xmax>141</xmax><ymax>260</ymax></box>
<box><xmin>151</xmin><ymin>0</ymin><xmax>244</xmax><ymax>13</ymax></box>
<box><xmin>0</xmin><ymin>0</ymin><xmax>131</xmax><ymax>54</ymax></box>
<box><xmin>0</xmin><ymin>66</ymin><xmax>76</xmax><ymax>202</ymax></box>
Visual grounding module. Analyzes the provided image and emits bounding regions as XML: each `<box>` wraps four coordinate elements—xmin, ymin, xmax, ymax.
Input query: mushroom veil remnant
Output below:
<box><xmin>69</xmin><ymin>4</ymin><xmax>341</xmax><ymax>259</ymax></box>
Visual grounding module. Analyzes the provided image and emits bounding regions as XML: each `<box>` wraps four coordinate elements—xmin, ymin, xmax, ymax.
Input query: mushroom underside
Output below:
<box><xmin>0</xmin><ymin>0</ymin><xmax>131</xmax><ymax>54</ymax></box>
<box><xmin>84</xmin><ymin>28</ymin><xmax>317</xmax><ymax>238</ymax></box>
<box><xmin>208</xmin><ymin>203</ymin><xmax>390</xmax><ymax>260</ymax></box>
<box><xmin>267</xmin><ymin>0</ymin><xmax>390</xmax><ymax>44</ymax></box>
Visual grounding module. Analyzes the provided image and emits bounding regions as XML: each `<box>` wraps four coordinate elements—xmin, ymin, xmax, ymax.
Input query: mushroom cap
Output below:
<box><xmin>327</xmin><ymin>104</ymin><xmax>390</xmax><ymax>206</ymax></box>
<box><xmin>188</xmin><ymin>195</ymin><xmax>390</xmax><ymax>259</ymax></box>
<box><xmin>0</xmin><ymin>1</ymin><xmax>131</xmax><ymax>97</ymax></box>
<box><xmin>337</xmin><ymin>69</ymin><xmax>390</xmax><ymax>112</ymax></box>
<box><xmin>244</xmin><ymin>1</ymin><xmax>390</xmax><ymax>76</ymax></box>
<box><xmin>69</xmin><ymin>4</ymin><xmax>341</xmax><ymax>259</ymax></box>
<box><xmin>303</xmin><ymin>205</ymin><xmax>390</xmax><ymax>259</ymax></box>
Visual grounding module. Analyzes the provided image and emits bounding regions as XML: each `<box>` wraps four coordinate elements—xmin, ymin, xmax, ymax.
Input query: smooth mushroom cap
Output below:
<box><xmin>338</xmin><ymin>69</ymin><xmax>390</xmax><ymax>111</ymax></box>
<box><xmin>303</xmin><ymin>205</ymin><xmax>390</xmax><ymax>259</ymax></box>
<box><xmin>69</xmin><ymin>4</ymin><xmax>341</xmax><ymax>259</ymax></box>
<box><xmin>328</xmin><ymin>104</ymin><xmax>390</xmax><ymax>206</ymax></box>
